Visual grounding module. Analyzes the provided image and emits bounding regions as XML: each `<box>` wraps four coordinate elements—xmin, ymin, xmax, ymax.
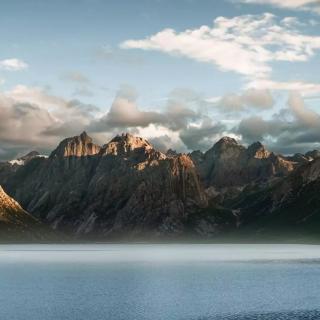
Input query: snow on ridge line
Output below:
<box><xmin>8</xmin><ymin>154</ymin><xmax>48</xmax><ymax>166</ymax></box>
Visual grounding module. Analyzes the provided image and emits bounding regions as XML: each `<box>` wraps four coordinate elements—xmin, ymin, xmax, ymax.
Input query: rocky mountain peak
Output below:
<box><xmin>50</xmin><ymin>132</ymin><xmax>101</xmax><ymax>158</ymax></box>
<box><xmin>79</xmin><ymin>131</ymin><xmax>91</xmax><ymax>142</ymax></box>
<box><xmin>8</xmin><ymin>150</ymin><xmax>45</xmax><ymax>166</ymax></box>
<box><xmin>214</xmin><ymin>136</ymin><xmax>239</xmax><ymax>148</ymax></box>
<box><xmin>101</xmin><ymin>133</ymin><xmax>153</xmax><ymax>156</ymax></box>
<box><xmin>207</xmin><ymin>136</ymin><xmax>244</xmax><ymax>160</ymax></box>
<box><xmin>20</xmin><ymin>151</ymin><xmax>40</xmax><ymax>160</ymax></box>
<box><xmin>3</xmin><ymin>130</ymin><xmax>320</xmax><ymax>240</ymax></box>
<box><xmin>247</xmin><ymin>141</ymin><xmax>270</xmax><ymax>159</ymax></box>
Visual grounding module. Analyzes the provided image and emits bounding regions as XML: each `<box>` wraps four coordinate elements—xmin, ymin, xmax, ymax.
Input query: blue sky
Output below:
<box><xmin>0</xmin><ymin>0</ymin><xmax>320</xmax><ymax>159</ymax></box>
<box><xmin>0</xmin><ymin>0</ymin><xmax>251</xmax><ymax>107</ymax></box>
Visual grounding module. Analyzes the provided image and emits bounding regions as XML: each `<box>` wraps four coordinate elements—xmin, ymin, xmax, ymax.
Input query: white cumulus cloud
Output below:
<box><xmin>121</xmin><ymin>13</ymin><xmax>320</xmax><ymax>78</ymax></box>
<box><xmin>247</xmin><ymin>79</ymin><xmax>320</xmax><ymax>96</ymax></box>
<box><xmin>0</xmin><ymin>59</ymin><xmax>28</xmax><ymax>71</ymax></box>
<box><xmin>238</xmin><ymin>0</ymin><xmax>320</xmax><ymax>14</ymax></box>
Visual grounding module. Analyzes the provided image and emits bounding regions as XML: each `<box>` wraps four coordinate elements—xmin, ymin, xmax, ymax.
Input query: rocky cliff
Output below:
<box><xmin>2</xmin><ymin>133</ymin><xmax>209</xmax><ymax>239</ymax></box>
<box><xmin>1</xmin><ymin>132</ymin><xmax>320</xmax><ymax>241</ymax></box>
<box><xmin>50</xmin><ymin>131</ymin><xmax>101</xmax><ymax>158</ymax></box>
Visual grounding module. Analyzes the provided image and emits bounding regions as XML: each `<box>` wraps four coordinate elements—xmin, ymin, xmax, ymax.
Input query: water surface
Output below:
<box><xmin>1</xmin><ymin>244</ymin><xmax>320</xmax><ymax>320</ymax></box>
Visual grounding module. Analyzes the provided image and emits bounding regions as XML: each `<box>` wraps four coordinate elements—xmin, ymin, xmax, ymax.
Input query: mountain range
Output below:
<box><xmin>1</xmin><ymin>131</ymin><xmax>320</xmax><ymax>242</ymax></box>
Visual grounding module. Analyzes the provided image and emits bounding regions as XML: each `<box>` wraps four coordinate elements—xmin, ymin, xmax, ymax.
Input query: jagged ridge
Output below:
<box><xmin>1</xmin><ymin>132</ymin><xmax>320</xmax><ymax>241</ymax></box>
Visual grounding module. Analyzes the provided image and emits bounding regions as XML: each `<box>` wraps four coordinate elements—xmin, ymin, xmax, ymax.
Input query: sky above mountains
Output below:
<box><xmin>0</xmin><ymin>0</ymin><xmax>320</xmax><ymax>159</ymax></box>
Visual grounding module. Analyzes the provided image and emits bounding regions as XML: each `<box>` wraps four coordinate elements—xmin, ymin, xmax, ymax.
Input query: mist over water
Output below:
<box><xmin>1</xmin><ymin>244</ymin><xmax>320</xmax><ymax>320</ymax></box>
<box><xmin>2</xmin><ymin>244</ymin><xmax>320</xmax><ymax>263</ymax></box>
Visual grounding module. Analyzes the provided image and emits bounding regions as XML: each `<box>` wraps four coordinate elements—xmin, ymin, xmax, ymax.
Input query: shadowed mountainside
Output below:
<box><xmin>2</xmin><ymin>133</ymin><xmax>208</xmax><ymax>239</ymax></box>
<box><xmin>1</xmin><ymin>131</ymin><xmax>320</xmax><ymax>241</ymax></box>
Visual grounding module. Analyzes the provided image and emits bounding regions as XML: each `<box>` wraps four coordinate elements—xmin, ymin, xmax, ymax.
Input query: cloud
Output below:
<box><xmin>104</xmin><ymin>97</ymin><xmax>165</xmax><ymax>128</ymax></box>
<box><xmin>167</xmin><ymin>88</ymin><xmax>214</xmax><ymax>112</ymax></box>
<box><xmin>238</xmin><ymin>0</ymin><xmax>320</xmax><ymax>14</ymax></box>
<box><xmin>42</xmin><ymin>99</ymin><xmax>99</xmax><ymax>137</ymax></box>
<box><xmin>86</xmin><ymin>86</ymin><xmax>217</xmax><ymax>152</ymax></box>
<box><xmin>1</xmin><ymin>84</ymin><xmax>318</xmax><ymax>160</ymax></box>
<box><xmin>90</xmin><ymin>88</ymin><xmax>166</xmax><ymax>131</ymax></box>
<box><xmin>0</xmin><ymin>59</ymin><xmax>28</xmax><ymax>71</ymax></box>
<box><xmin>121</xmin><ymin>13</ymin><xmax>320</xmax><ymax>78</ymax></box>
<box><xmin>247</xmin><ymin>78</ymin><xmax>320</xmax><ymax>96</ymax></box>
<box><xmin>179</xmin><ymin>118</ymin><xmax>227</xmax><ymax>151</ymax></box>
<box><xmin>0</xmin><ymin>84</ymin><xmax>227</xmax><ymax>159</ymax></box>
<box><xmin>0</xmin><ymin>85</ymin><xmax>99</xmax><ymax>159</ymax></box>
<box><xmin>238</xmin><ymin>92</ymin><xmax>320</xmax><ymax>153</ymax></box>
<box><xmin>217</xmin><ymin>88</ymin><xmax>274</xmax><ymax>112</ymax></box>
<box><xmin>136</xmin><ymin>125</ymin><xmax>187</xmax><ymax>153</ymax></box>
<box><xmin>7</xmin><ymin>85</ymin><xmax>65</xmax><ymax>108</ymax></box>
<box><xmin>288</xmin><ymin>92</ymin><xmax>320</xmax><ymax>126</ymax></box>
<box><xmin>0</xmin><ymin>84</ymin><xmax>211</xmax><ymax>159</ymax></box>
<box><xmin>86</xmin><ymin>86</ymin><xmax>230</xmax><ymax>153</ymax></box>
<box><xmin>89</xmin><ymin>86</ymin><xmax>200</xmax><ymax>133</ymax></box>
<box><xmin>148</xmin><ymin>135</ymin><xmax>176</xmax><ymax>153</ymax></box>
<box><xmin>165</xmin><ymin>101</ymin><xmax>198</xmax><ymax>130</ymax></box>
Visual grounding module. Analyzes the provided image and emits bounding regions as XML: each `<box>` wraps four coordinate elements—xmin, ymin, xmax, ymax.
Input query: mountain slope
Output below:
<box><xmin>190</xmin><ymin>137</ymin><xmax>302</xmax><ymax>189</ymax></box>
<box><xmin>3</xmin><ymin>133</ymin><xmax>210</xmax><ymax>239</ymax></box>
<box><xmin>227</xmin><ymin>157</ymin><xmax>320</xmax><ymax>240</ymax></box>
<box><xmin>2</xmin><ymin>132</ymin><xmax>320</xmax><ymax>241</ymax></box>
<box><xmin>0</xmin><ymin>186</ymin><xmax>44</xmax><ymax>241</ymax></box>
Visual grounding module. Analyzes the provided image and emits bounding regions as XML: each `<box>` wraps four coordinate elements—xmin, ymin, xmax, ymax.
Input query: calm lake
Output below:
<box><xmin>1</xmin><ymin>244</ymin><xmax>320</xmax><ymax>320</ymax></box>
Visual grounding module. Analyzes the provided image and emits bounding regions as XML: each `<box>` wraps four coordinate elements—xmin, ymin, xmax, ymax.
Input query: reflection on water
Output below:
<box><xmin>1</xmin><ymin>244</ymin><xmax>320</xmax><ymax>320</ymax></box>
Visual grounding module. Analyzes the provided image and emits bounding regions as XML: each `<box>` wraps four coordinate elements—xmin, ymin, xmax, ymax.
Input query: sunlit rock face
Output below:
<box><xmin>0</xmin><ymin>185</ymin><xmax>43</xmax><ymax>240</ymax></box>
<box><xmin>1</xmin><ymin>131</ymin><xmax>320</xmax><ymax>241</ymax></box>
<box><xmin>101</xmin><ymin>133</ymin><xmax>153</xmax><ymax>156</ymax></box>
<box><xmin>246</xmin><ymin>142</ymin><xmax>270</xmax><ymax>159</ymax></box>
<box><xmin>2</xmin><ymin>132</ymin><xmax>208</xmax><ymax>238</ymax></box>
<box><xmin>0</xmin><ymin>185</ymin><xmax>24</xmax><ymax>218</ymax></box>
<box><xmin>50</xmin><ymin>131</ymin><xmax>101</xmax><ymax>158</ymax></box>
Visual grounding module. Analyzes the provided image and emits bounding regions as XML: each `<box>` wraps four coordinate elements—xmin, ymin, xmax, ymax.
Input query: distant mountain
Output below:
<box><xmin>7</xmin><ymin>150</ymin><xmax>47</xmax><ymax>166</ymax></box>
<box><xmin>0</xmin><ymin>151</ymin><xmax>47</xmax><ymax>185</ymax></box>
<box><xmin>1</xmin><ymin>131</ymin><xmax>320</xmax><ymax>241</ymax></box>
